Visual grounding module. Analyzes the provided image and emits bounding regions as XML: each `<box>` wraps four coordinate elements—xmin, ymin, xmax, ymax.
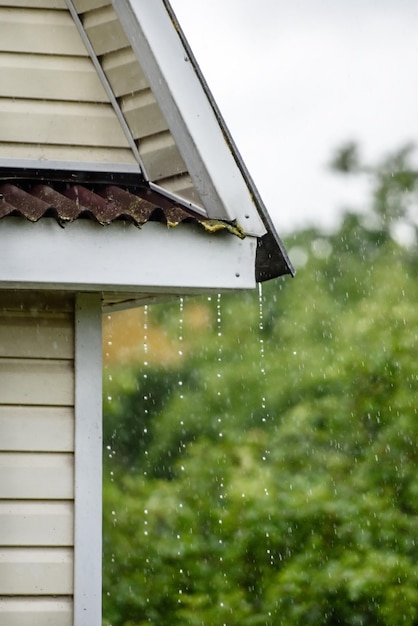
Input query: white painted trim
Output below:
<box><xmin>112</xmin><ymin>0</ymin><xmax>266</xmax><ymax>236</ymax></box>
<box><xmin>0</xmin><ymin>218</ymin><xmax>257</xmax><ymax>296</ymax></box>
<box><xmin>74</xmin><ymin>293</ymin><xmax>102</xmax><ymax>626</ymax></box>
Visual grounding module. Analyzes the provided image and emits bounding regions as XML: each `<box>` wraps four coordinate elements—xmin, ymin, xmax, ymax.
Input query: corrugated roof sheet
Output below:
<box><xmin>0</xmin><ymin>181</ymin><xmax>245</xmax><ymax>237</ymax></box>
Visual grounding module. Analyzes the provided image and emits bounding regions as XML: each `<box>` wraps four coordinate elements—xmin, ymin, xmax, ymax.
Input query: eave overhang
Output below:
<box><xmin>0</xmin><ymin>168</ymin><xmax>291</xmax><ymax>283</ymax></box>
<box><xmin>0</xmin><ymin>217</ymin><xmax>257</xmax><ymax>310</ymax></box>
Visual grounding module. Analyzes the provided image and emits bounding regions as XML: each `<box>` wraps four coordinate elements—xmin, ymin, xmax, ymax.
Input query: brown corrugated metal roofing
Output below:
<box><xmin>0</xmin><ymin>181</ymin><xmax>245</xmax><ymax>237</ymax></box>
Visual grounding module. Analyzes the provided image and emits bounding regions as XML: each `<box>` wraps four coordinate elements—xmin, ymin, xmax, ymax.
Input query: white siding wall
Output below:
<box><xmin>0</xmin><ymin>1</ymin><xmax>135</xmax><ymax>164</ymax></box>
<box><xmin>0</xmin><ymin>0</ymin><xmax>199</xmax><ymax>202</ymax></box>
<box><xmin>0</xmin><ymin>292</ymin><xmax>75</xmax><ymax>626</ymax></box>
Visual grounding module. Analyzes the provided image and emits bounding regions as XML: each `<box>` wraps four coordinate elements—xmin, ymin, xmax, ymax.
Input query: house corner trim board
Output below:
<box><xmin>74</xmin><ymin>293</ymin><xmax>103</xmax><ymax>626</ymax></box>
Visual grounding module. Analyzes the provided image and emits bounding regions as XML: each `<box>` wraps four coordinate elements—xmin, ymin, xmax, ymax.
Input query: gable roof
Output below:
<box><xmin>0</xmin><ymin>0</ymin><xmax>293</xmax><ymax>281</ymax></box>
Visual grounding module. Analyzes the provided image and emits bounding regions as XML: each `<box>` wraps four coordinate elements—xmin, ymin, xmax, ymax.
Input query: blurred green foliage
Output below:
<box><xmin>103</xmin><ymin>145</ymin><xmax>418</xmax><ymax>625</ymax></box>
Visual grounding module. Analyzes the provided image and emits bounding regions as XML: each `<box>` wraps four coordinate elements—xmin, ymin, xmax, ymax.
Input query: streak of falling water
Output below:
<box><xmin>216</xmin><ymin>293</ymin><xmax>223</xmax><ymax>436</ymax></box>
<box><xmin>178</xmin><ymin>297</ymin><xmax>184</xmax><ymax>399</ymax></box>
<box><xmin>105</xmin><ymin>313</ymin><xmax>115</xmax><ymax>482</ymax></box>
<box><xmin>215</xmin><ymin>293</ymin><xmax>227</xmax><ymax>577</ymax></box>
<box><xmin>258</xmin><ymin>284</ymin><xmax>273</xmax><ymax>580</ymax></box>
<box><xmin>258</xmin><ymin>283</ymin><xmax>268</xmax><ymax>423</ymax></box>
<box><xmin>258</xmin><ymin>283</ymin><xmax>272</xmax><ymax>470</ymax></box>
<box><xmin>105</xmin><ymin>314</ymin><xmax>112</xmax><ymax>363</ymax></box>
<box><xmin>143</xmin><ymin>304</ymin><xmax>148</xmax><ymax>361</ymax></box>
<box><xmin>142</xmin><ymin>305</ymin><xmax>150</xmax><ymax>475</ymax></box>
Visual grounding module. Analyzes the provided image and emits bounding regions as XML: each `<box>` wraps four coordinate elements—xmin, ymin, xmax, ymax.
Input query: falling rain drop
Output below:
<box><xmin>216</xmin><ymin>293</ymin><xmax>223</xmax><ymax>364</ymax></box>
<box><xmin>215</xmin><ymin>295</ymin><xmax>227</xmax><ymax>572</ymax></box>
<box><xmin>141</xmin><ymin>305</ymin><xmax>151</xmax><ymax>478</ymax></box>
<box><xmin>143</xmin><ymin>305</ymin><xmax>150</xmax><ymax>445</ymax></box>
<box><xmin>178</xmin><ymin>297</ymin><xmax>184</xmax><ymax>400</ymax></box>
<box><xmin>104</xmin><ymin>312</ymin><xmax>114</xmax><ymax>468</ymax></box>
<box><xmin>258</xmin><ymin>283</ymin><xmax>269</xmax><ymax>424</ymax></box>
<box><xmin>105</xmin><ymin>314</ymin><xmax>112</xmax><ymax>360</ymax></box>
<box><xmin>216</xmin><ymin>293</ymin><xmax>224</xmax><ymax>436</ymax></box>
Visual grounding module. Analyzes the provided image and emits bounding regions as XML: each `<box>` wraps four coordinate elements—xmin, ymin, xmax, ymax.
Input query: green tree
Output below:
<box><xmin>103</xmin><ymin>145</ymin><xmax>418</xmax><ymax>625</ymax></box>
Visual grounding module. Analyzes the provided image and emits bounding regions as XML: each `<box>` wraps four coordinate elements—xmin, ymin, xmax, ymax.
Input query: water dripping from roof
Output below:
<box><xmin>258</xmin><ymin>282</ymin><xmax>267</xmax><ymax>420</ymax></box>
<box><xmin>216</xmin><ymin>293</ymin><xmax>223</xmax><ymax>438</ymax></box>
<box><xmin>258</xmin><ymin>283</ymin><xmax>272</xmax><ymax>467</ymax></box>
<box><xmin>142</xmin><ymin>304</ymin><xmax>150</xmax><ymax>452</ymax></box>
<box><xmin>178</xmin><ymin>297</ymin><xmax>184</xmax><ymax>400</ymax></box>
<box><xmin>104</xmin><ymin>313</ymin><xmax>116</xmax><ymax>473</ymax></box>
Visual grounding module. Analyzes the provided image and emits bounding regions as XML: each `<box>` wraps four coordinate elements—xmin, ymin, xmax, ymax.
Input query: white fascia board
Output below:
<box><xmin>112</xmin><ymin>0</ymin><xmax>266</xmax><ymax>237</ymax></box>
<box><xmin>0</xmin><ymin>218</ymin><xmax>256</xmax><ymax>294</ymax></box>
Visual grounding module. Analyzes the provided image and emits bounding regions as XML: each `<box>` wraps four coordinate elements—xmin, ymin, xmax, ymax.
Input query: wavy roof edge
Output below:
<box><xmin>0</xmin><ymin>178</ymin><xmax>245</xmax><ymax>237</ymax></box>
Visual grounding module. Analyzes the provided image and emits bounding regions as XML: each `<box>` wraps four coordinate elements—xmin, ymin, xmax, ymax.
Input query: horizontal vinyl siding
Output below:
<box><xmin>139</xmin><ymin>131</ymin><xmax>188</xmax><ymax>181</ymax></box>
<box><xmin>0</xmin><ymin>501</ymin><xmax>73</xmax><ymax>546</ymax></box>
<box><xmin>0</xmin><ymin>53</ymin><xmax>108</xmax><ymax>102</ymax></box>
<box><xmin>0</xmin><ymin>453</ymin><xmax>74</xmax><ymax>500</ymax></box>
<box><xmin>0</xmin><ymin>548</ymin><xmax>73</xmax><ymax>595</ymax></box>
<box><xmin>0</xmin><ymin>597</ymin><xmax>72</xmax><ymax>626</ymax></box>
<box><xmin>0</xmin><ymin>99</ymin><xmax>129</xmax><ymax>148</ymax></box>
<box><xmin>0</xmin><ymin>141</ymin><xmax>137</xmax><ymax>163</ymax></box>
<box><xmin>121</xmin><ymin>89</ymin><xmax>167</xmax><ymax>139</ymax></box>
<box><xmin>82</xmin><ymin>4</ymin><xmax>129</xmax><ymax>56</ymax></box>
<box><xmin>73</xmin><ymin>0</ymin><xmax>110</xmax><ymax>14</ymax></box>
<box><xmin>0</xmin><ymin>314</ymin><xmax>74</xmax><ymax>359</ymax></box>
<box><xmin>0</xmin><ymin>293</ymin><xmax>75</xmax><ymax>616</ymax></box>
<box><xmin>0</xmin><ymin>3</ymin><xmax>135</xmax><ymax>164</ymax></box>
<box><xmin>2</xmin><ymin>0</ymin><xmax>67</xmax><ymax>7</ymax></box>
<box><xmin>0</xmin><ymin>358</ymin><xmax>74</xmax><ymax>406</ymax></box>
<box><xmin>0</xmin><ymin>406</ymin><xmax>74</xmax><ymax>452</ymax></box>
<box><xmin>101</xmin><ymin>46</ymin><xmax>149</xmax><ymax>97</ymax></box>
<box><xmin>0</xmin><ymin>7</ymin><xmax>85</xmax><ymax>56</ymax></box>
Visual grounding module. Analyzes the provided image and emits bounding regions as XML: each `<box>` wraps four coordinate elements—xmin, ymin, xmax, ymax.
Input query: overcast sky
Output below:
<box><xmin>170</xmin><ymin>1</ymin><xmax>418</xmax><ymax>234</ymax></box>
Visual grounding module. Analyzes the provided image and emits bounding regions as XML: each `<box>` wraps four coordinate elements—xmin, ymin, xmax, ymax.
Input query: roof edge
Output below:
<box><xmin>163</xmin><ymin>0</ymin><xmax>294</xmax><ymax>280</ymax></box>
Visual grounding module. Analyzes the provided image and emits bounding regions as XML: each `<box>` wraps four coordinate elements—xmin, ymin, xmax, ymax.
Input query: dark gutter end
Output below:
<box><xmin>256</xmin><ymin>231</ymin><xmax>295</xmax><ymax>283</ymax></box>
